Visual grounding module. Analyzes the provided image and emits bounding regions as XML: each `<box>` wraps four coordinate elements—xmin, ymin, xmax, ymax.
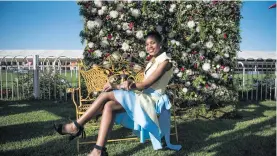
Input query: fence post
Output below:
<box><xmin>33</xmin><ymin>55</ymin><xmax>40</xmax><ymax>99</ymax></box>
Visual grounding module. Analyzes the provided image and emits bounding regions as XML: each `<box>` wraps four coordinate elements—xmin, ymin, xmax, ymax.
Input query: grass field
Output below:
<box><xmin>0</xmin><ymin>100</ymin><xmax>275</xmax><ymax>156</ymax></box>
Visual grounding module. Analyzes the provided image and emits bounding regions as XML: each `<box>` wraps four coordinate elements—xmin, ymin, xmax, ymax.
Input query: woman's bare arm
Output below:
<box><xmin>131</xmin><ymin>60</ymin><xmax>172</xmax><ymax>90</ymax></box>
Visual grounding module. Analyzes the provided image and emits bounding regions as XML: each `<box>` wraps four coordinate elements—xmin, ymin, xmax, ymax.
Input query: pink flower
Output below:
<box><xmin>194</xmin><ymin>63</ymin><xmax>198</xmax><ymax>69</ymax></box>
<box><xmin>129</xmin><ymin>22</ymin><xmax>134</xmax><ymax>30</ymax></box>
<box><xmin>107</xmin><ymin>34</ymin><xmax>112</xmax><ymax>40</ymax></box>
<box><xmin>223</xmin><ymin>33</ymin><xmax>228</xmax><ymax>39</ymax></box>
<box><xmin>200</xmin><ymin>56</ymin><xmax>205</xmax><ymax>60</ymax></box>
<box><xmin>146</xmin><ymin>55</ymin><xmax>153</xmax><ymax>61</ymax></box>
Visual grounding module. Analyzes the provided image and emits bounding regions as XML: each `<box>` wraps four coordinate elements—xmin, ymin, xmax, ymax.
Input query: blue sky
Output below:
<box><xmin>0</xmin><ymin>1</ymin><xmax>276</xmax><ymax>52</ymax></box>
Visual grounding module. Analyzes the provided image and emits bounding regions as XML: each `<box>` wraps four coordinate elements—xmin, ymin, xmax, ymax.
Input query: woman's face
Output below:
<box><xmin>145</xmin><ymin>37</ymin><xmax>161</xmax><ymax>56</ymax></box>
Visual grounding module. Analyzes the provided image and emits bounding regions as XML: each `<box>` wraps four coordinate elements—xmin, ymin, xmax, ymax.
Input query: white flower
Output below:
<box><xmin>100</xmin><ymin>40</ymin><xmax>109</xmax><ymax>48</ymax></box>
<box><xmin>170</xmin><ymin>40</ymin><xmax>176</xmax><ymax>45</ymax></box>
<box><xmin>111</xmin><ymin>52</ymin><xmax>121</xmax><ymax>61</ymax></box>
<box><xmin>91</xmin><ymin>8</ymin><xmax>97</xmax><ymax>13</ymax></box>
<box><xmin>117</xmin><ymin>25</ymin><xmax>121</xmax><ymax>30</ymax></box>
<box><xmin>205</xmin><ymin>41</ymin><xmax>213</xmax><ymax>49</ymax></box>
<box><xmin>216</xmin><ymin>28</ymin><xmax>222</xmax><ymax>34</ymax></box>
<box><xmin>94</xmin><ymin>0</ymin><xmax>102</xmax><ymax>8</ymax></box>
<box><xmin>94</xmin><ymin>50</ymin><xmax>102</xmax><ymax>57</ymax></box>
<box><xmin>103</xmin><ymin>61</ymin><xmax>111</xmax><ymax>68</ymax></box>
<box><xmin>186</xmin><ymin>5</ymin><xmax>192</xmax><ymax>9</ymax></box>
<box><xmin>174</xmin><ymin>68</ymin><xmax>180</xmax><ymax>74</ymax></box>
<box><xmin>87</xmin><ymin>20</ymin><xmax>102</xmax><ymax>30</ymax></box>
<box><xmin>203</xmin><ymin>0</ymin><xmax>211</xmax><ymax>3</ymax></box>
<box><xmin>116</xmin><ymin>3</ymin><xmax>124</xmax><ymax>11</ymax></box>
<box><xmin>214</xmin><ymin>55</ymin><xmax>221</xmax><ymax>62</ymax></box>
<box><xmin>199</xmin><ymin>50</ymin><xmax>205</xmax><ymax>55</ymax></box>
<box><xmin>126</xmin><ymin>30</ymin><xmax>132</xmax><ymax>35</ymax></box>
<box><xmin>168</xmin><ymin>32</ymin><xmax>176</xmax><ymax>38</ymax></box>
<box><xmin>119</xmin><ymin>14</ymin><xmax>125</xmax><ymax>20</ymax></box>
<box><xmin>136</xmin><ymin>30</ymin><xmax>144</xmax><ymax>39</ymax></box>
<box><xmin>122</xmin><ymin>23</ymin><xmax>129</xmax><ymax>30</ymax></box>
<box><xmin>156</xmin><ymin>25</ymin><xmax>162</xmax><ymax>32</ymax></box>
<box><xmin>110</xmin><ymin>10</ymin><xmax>119</xmax><ymax>19</ymax></box>
<box><xmin>182</xmin><ymin>87</ymin><xmax>188</xmax><ymax>93</ymax></box>
<box><xmin>186</xmin><ymin>69</ymin><xmax>193</xmax><ymax>75</ymax></box>
<box><xmin>216</xmin><ymin>64</ymin><xmax>220</xmax><ymax>68</ymax></box>
<box><xmin>196</xmin><ymin>26</ymin><xmax>200</xmax><ymax>32</ymax></box>
<box><xmin>211</xmin><ymin>83</ymin><xmax>217</xmax><ymax>89</ymax></box>
<box><xmin>95</xmin><ymin>18</ymin><xmax>103</xmax><ymax>28</ymax></box>
<box><xmin>131</xmin><ymin>9</ymin><xmax>141</xmax><ymax>18</ymax></box>
<box><xmin>170</xmin><ymin>4</ymin><xmax>176</xmax><ymax>10</ymax></box>
<box><xmin>171</xmin><ymin>40</ymin><xmax>180</xmax><ymax>46</ymax></box>
<box><xmin>99</xmin><ymin>30</ymin><xmax>105</xmax><ymax>37</ymax></box>
<box><xmin>121</xmin><ymin>42</ymin><xmax>130</xmax><ymax>51</ymax></box>
<box><xmin>177</xmin><ymin>72</ymin><xmax>183</xmax><ymax>78</ymax></box>
<box><xmin>133</xmin><ymin>64</ymin><xmax>142</xmax><ymax>72</ymax></box>
<box><xmin>202</xmin><ymin>63</ymin><xmax>211</xmax><ymax>71</ymax></box>
<box><xmin>190</xmin><ymin>43</ymin><xmax>197</xmax><ymax>48</ymax></box>
<box><xmin>185</xmin><ymin>81</ymin><xmax>191</xmax><ymax>86</ymax></box>
<box><xmin>211</xmin><ymin>73</ymin><xmax>220</xmax><ymax>79</ymax></box>
<box><xmin>101</xmin><ymin>6</ymin><xmax>108</xmax><ymax>12</ymax></box>
<box><xmin>187</xmin><ymin>21</ymin><xmax>195</xmax><ymax>29</ymax></box>
<box><xmin>87</xmin><ymin>20</ymin><xmax>95</xmax><ymax>30</ymax></box>
<box><xmin>88</xmin><ymin>42</ymin><xmax>94</xmax><ymax>48</ymax></box>
<box><xmin>223</xmin><ymin>66</ymin><xmax>230</xmax><ymax>72</ymax></box>
<box><xmin>224</xmin><ymin>53</ymin><xmax>229</xmax><ymax>58</ymax></box>
<box><xmin>98</xmin><ymin>9</ymin><xmax>104</xmax><ymax>16</ymax></box>
<box><xmin>182</xmin><ymin>52</ymin><xmax>188</xmax><ymax>57</ymax></box>
<box><xmin>139</xmin><ymin>51</ymin><xmax>146</xmax><ymax>58</ymax></box>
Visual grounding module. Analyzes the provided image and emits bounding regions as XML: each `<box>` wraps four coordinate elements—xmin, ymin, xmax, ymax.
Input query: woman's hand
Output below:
<box><xmin>103</xmin><ymin>82</ymin><xmax>114</xmax><ymax>92</ymax></box>
<box><xmin>120</xmin><ymin>80</ymin><xmax>134</xmax><ymax>90</ymax></box>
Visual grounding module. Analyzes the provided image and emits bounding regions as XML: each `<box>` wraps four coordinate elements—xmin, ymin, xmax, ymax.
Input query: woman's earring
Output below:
<box><xmin>160</xmin><ymin>46</ymin><xmax>162</xmax><ymax>49</ymax></box>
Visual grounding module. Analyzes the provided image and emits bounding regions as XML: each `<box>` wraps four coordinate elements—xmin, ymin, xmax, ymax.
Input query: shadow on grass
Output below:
<box><xmin>168</xmin><ymin>101</ymin><xmax>276</xmax><ymax>156</ymax></box>
<box><xmin>0</xmin><ymin>99</ymin><xmax>76</xmax><ymax>118</ymax></box>
<box><xmin>0</xmin><ymin>100</ymin><xmax>275</xmax><ymax>156</ymax></box>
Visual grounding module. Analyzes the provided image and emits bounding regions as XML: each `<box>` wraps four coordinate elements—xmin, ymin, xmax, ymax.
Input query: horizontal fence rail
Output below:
<box><xmin>0</xmin><ymin>55</ymin><xmax>276</xmax><ymax>102</ymax></box>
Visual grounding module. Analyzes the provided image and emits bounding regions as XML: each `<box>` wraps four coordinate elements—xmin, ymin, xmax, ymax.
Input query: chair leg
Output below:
<box><xmin>172</xmin><ymin>89</ymin><xmax>179</xmax><ymax>143</ymax></box>
<box><xmin>77</xmin><ymin>138</ymin><xmax>80</xmax><ymax>153</ymax></box>
<box><xmin>175</xmin><ymin>122</ymin><xmax>178</xmax><ymax>143</ymax></box>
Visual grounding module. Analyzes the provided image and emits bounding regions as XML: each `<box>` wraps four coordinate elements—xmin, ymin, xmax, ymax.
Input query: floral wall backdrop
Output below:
<box><xmin>77</xmin><ymin>0</ymin><xmax>242</xmax><ymax>109</ymax></box>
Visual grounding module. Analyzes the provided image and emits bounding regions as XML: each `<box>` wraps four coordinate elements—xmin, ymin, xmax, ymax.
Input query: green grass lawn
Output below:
<box><xmin>0</xmin><ymin>100</ymin><xmax>276</xmax><ymax>156</ymax></box>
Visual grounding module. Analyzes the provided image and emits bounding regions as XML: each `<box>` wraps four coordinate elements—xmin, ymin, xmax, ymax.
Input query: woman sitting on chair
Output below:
<box><xmin>54</xmin><ymin>31</ymin><xmax>181</xmax><ymax>156</ymax></box>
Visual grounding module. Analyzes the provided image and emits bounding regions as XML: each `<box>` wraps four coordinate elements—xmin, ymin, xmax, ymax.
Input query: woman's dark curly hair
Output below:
<box><xmin>145</xmin><ymin>31</ymin><xmax>163</xmax><ymax>44</ymax></box>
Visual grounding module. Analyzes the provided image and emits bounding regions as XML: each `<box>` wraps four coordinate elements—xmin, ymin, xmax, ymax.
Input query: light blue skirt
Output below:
<box><xmin>113</xmin><ymin>88</ymin><xmax>182</xmax><ymax>151</ymax></box>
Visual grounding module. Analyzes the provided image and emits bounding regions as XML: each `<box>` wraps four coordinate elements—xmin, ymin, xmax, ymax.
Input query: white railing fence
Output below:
<box><xmin>0</xmin><ymin>55</ymin><xmax>79</xmax><ymax>101</ymax></box>
<box><xmin>0</xmin><ymin>55</ymin><xmax>276</xmax><ymax>101</ymax></box>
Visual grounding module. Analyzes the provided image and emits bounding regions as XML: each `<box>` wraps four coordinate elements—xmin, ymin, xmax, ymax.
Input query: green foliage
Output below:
<box><xmin>77</xmin><ymin>1</ymin><xmax>242</xmax><ymax>109</ymax></box>
<box><xmin>14</xmin><ymin>68</ymin><xmax>70</xmax><ymax>100</ymax></box>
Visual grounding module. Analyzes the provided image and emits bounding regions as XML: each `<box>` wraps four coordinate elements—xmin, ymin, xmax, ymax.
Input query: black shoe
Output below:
<box><xmin>54</xmin><ymin>120</ymin><xmax>84</xmax><ymax>141</ymax></box>
<box><xmin>94</xmin><ymin>144</ymin><xmax>108</xmax><ymax>156</ymax></box>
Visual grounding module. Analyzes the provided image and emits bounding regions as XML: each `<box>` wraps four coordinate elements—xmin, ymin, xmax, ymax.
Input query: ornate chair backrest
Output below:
<box><xmin>77</xmin><ymin>60</ymin><xmax>145</xmax><ymax>101</ymax></box>
<box><xmin>78</xmin><ymin>62</ymin><xmax>109</xmax><ymax>100</ymax></box>
<box><xmin>134</xmin><ymin>70</ymin><xmax>145</xmax><ymax>83</ymax></box>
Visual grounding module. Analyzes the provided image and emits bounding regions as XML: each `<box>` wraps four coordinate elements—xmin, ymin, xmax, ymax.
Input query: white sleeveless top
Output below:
<box><xmin>144</xmin><ymin>52</ymin><xmax>174</xmax><ymax>94</ymax></box>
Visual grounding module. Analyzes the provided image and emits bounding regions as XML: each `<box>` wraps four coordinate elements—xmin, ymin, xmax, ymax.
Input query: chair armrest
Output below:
<box><xmin>66</xmin><ymin>88</ymin><xmax>79</xmax><ymax>93</ymax></box>
<box><xmin>67</xmin><ymin>87</ymin><xmax>81</xmax><ymax>111</ymax></box>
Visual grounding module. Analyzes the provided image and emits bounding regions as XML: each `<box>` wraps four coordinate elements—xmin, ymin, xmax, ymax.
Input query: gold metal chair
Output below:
<box><xmin>67</xmin><ymin>61</ymin><xmax>179</xmax><ymax>152</ymax></box>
